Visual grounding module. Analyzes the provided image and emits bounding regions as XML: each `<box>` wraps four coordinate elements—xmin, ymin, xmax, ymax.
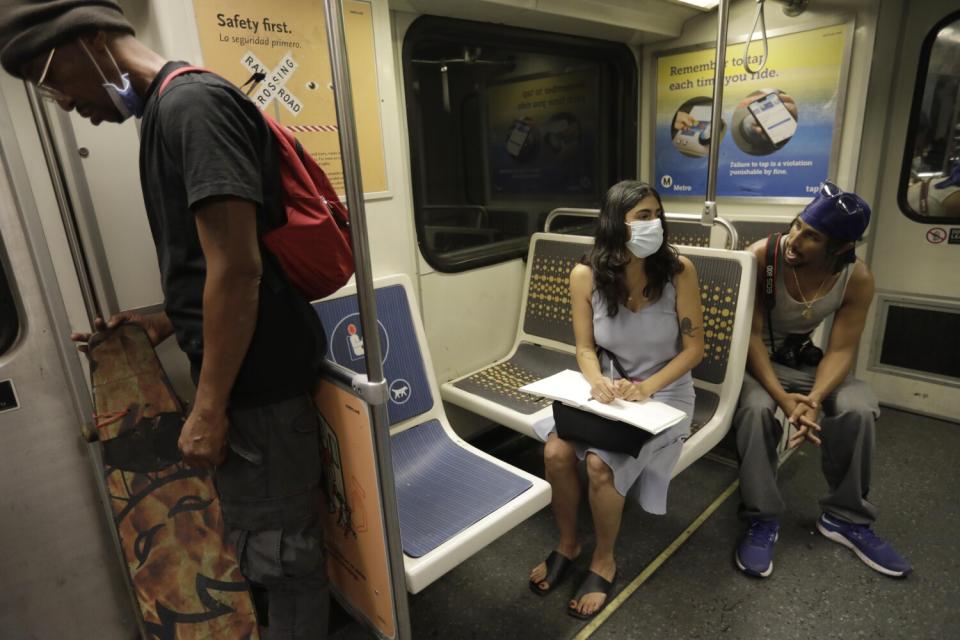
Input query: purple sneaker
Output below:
<box><xmin>735</xmin><ymin>518</ymin><xmax>779</xmax><ymax>578</ymax></box>
<box><xmin>817</xmin><ymin>514</ymin><xmax>912</xmax><ymax>577</ymax></box>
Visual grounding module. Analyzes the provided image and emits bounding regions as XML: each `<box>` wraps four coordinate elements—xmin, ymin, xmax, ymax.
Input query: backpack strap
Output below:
<box><xmin>157</xmin><ymin>65</ymin><xmax>210</xmax><ymax>96</ymax></box>
<box><xmin>156</xmin><ymin>64</ymin><xmax>351</xmax><ymax>236</ymax></box>
<box><xmin>764</xmin><ymin>233</ymin><xmax>781</xmax><ymax>352</ymax></box>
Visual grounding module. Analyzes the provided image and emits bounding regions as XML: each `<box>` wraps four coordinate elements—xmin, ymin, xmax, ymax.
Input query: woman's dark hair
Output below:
<box><xmin>587</xmin><ymin>180</ymin><xmax>683</xmax><ymax>317</ymax></box>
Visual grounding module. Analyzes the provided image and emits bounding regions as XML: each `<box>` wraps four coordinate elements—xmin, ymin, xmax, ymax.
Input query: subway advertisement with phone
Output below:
<box><xmin>655</xmin><ymin>23</ymin><xmax>849</xmax><ymax>198</ymax></box>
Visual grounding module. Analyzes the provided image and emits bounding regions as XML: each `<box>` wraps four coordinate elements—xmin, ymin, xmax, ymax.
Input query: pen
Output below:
<box><xmin>609</xmin><ymin>359</ymin><xmax>619</xmax><ymax>398</ymax></box>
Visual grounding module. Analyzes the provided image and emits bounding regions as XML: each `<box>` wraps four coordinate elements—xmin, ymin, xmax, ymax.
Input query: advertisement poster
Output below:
<box><xmin>486</xmin><ymin>69</ymin><xmax>600</xmax><ymax>200</ymax></box>
<box><xmin>314</xmin><ymin>379</ymin><xmax>396</xmax><ymax>639</ymax></box>
<box><xmin>655</xmin><ymin>23</ymin><xmax>850</xmax><ymax>199</ymax></box>
<box><xmin>193</xmin><ymin>0</ymin><xmax>388</xmax><ymax>195</ymax></box>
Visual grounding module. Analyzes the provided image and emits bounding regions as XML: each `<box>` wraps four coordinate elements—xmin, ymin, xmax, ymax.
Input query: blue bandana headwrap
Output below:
<box><xmin>799</xmin><ymin>181</ymin><xmax>871</xmax><ymax>264</ymax></box>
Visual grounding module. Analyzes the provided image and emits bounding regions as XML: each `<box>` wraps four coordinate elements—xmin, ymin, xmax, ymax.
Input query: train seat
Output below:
<box><xmin>442</xmin><ymin>235</ymin><xmax>584</xmax><ymax>437</ymax></box>
<box><xmin>440</xmin><ymin>232</ymin><xmax>757</xmax><ymax>476</ymax></box>
<box><xmin>663</xmin><ymin>219</ymin><xmax>713</xmax><ymax>247</ymax></box>
<box><xmin>729</xmin><ymin>219</ymin><xmax>789</xmax><ymax>250</ymax></box>
<box><xmin>312</xmin><ymin>274</ymin><xmax>551</xmax><ymax>594</ymax></box>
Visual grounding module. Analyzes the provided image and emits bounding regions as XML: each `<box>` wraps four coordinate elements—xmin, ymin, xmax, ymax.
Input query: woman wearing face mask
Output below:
<box><xmin>529</xmin><ymin>180</ymin><xmax>704</xmax><ymax>619</ymax></box>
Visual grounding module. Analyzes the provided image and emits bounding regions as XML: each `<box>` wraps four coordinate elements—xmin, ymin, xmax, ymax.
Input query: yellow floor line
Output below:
<box><xmin>573</xmin><ymin>479</ymin><xmax>741</xmax><ymax>640</ymax></box>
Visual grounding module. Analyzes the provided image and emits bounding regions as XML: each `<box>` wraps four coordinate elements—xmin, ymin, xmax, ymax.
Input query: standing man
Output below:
<box><xmin>733</xmin><ymin>181</ymin><xmax>911</xmax><ymax>579</ymax></box>
<box><xmin>0</xmin><ymin>2</ymin><xmax>329</xmax><ymax>637</ymax></box>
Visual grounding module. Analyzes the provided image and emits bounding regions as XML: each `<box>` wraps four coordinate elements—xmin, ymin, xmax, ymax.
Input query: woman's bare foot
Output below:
<box><xmin>569</xmin><ymin>556</ymin><xmax>616</xmax><ymax>616</ymax></box>
<box><xmin>529</xmin><ymin>541</ymin><xmax>581</xmax><ymax>591</ymax></box>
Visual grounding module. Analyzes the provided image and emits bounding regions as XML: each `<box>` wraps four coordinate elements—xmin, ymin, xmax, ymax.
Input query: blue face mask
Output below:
<box><xmin>626</xmin><ymin>218</ymin><xmax>663</xmax><ymax>258</ymax></box>
<box><xmin>102</xmin><ymin>72</ymin><xmax>143</xmax><ymax>120</ymax></box>
<box><xmin>80</xmin><ymin>41</ymin><xmax>143</xmax><ymax>121</ymax></box>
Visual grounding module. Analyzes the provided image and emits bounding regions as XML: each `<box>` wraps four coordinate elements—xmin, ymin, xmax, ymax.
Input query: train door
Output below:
<box><xmin>857</xmin><ymin>0</ymin><xmax>960</xmax><ymax>420</ymax></box>
<box><xmin>0</xmin><ymin>95</ymin><xmax>133</xmax><ymax>637</ymax></box>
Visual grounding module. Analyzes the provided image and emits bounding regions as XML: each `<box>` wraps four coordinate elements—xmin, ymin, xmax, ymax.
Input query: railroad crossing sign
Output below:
<box><xmin>240</xmin><ymin>51</ymin><xmax>303</xmax><ymax>115</ymax></box>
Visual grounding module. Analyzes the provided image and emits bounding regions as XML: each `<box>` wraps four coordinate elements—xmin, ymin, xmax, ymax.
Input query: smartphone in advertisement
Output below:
<box><xmin>747</xmin><ymin>92</ymin><xmax>797</xmax><ymax>145</ymax></box>
<box><xmin>506</xmin><ymin>119</ymin><xmax>532</xmax><ymax>158</ymax></box>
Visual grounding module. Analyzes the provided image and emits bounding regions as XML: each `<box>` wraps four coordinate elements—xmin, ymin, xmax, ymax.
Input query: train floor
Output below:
<box><xmin>329</xmin><ymin>407</ymin><xmax>959</xmax><ymax>640</ymax></box>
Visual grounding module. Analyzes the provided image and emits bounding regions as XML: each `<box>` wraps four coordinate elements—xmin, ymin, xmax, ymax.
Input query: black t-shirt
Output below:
<box><xmin>139</xmin><ymin>61</ymin><xmax>326</xmax><ymax>407</ymax></box>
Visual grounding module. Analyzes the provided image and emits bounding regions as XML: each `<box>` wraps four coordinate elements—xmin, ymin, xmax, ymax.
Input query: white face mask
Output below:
<box><xmin>626</xmin><ymin>218</ymin><xmax>664</xmax><ymax>258</ymax></box>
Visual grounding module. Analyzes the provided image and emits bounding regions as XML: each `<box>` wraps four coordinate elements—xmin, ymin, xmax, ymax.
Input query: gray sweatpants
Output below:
<box><xmin>734</xmin><ymin>363</ymin><xmax>880</xmax><ymax>525</ymax></box>
<box><xmin>216</xmin><ymin>394</ymin><xmax>329</xmax><ymax>640</ymax></box>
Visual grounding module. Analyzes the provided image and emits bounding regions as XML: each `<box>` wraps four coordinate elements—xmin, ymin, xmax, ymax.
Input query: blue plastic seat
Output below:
<box><xmin>312</xmin><ymin>275</ymin><xmax>551</xmax><ymax>593</ymax></box>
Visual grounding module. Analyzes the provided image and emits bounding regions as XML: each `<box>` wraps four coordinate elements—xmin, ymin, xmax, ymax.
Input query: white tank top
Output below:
<box><xmin>762</xmin><ymin>235</ymin><xmax>855</xmax><ymax>350</ymax></box>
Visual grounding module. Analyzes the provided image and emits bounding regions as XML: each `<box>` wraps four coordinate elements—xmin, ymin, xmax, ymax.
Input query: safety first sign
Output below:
<box><xmin>241</xmin><ymin>50</ymin><xmax>303</xmax><ymax>115</ymax></box>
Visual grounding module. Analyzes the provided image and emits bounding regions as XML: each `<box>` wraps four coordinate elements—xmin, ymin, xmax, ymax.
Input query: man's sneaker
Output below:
<box><xmin>816</xmin><ymin>514</ymin><xmax>912</xmax><ymax>577</ymax></box>
<box><xmin>735</xmin><ymin>518</ymin><xmax>779</xmax><ymax>577</ymax></box>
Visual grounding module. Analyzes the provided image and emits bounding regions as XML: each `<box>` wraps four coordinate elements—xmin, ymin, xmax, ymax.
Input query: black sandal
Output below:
<box><xmin>529</xmin><ymin>550</ymin><xmax>576</xmax><ymax>596</ymax></box>
<box><xmin>567</xmin><ymin>570</ymin><xmax>617</xmax><ymax>619</ymax></box>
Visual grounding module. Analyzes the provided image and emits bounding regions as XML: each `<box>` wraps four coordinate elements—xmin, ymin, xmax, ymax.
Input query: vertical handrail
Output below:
<box><xmin>323</xmin><ymin>1</ymin><xmax>412</xmax><ymax>638</ymax></box>
<box><xmin>21</xmin><ymin>83</ymin><xmax>145</xmax><ymax>636</ymax></box>
<box><xmin>703</xmin><ymin>0</ymin><xmax>731</xmax><ymax>226</ymax></box>
<box><xmin>25</xmin><ymin>86</ymin><xmax>102</xmax><ymax>326</ymax></box>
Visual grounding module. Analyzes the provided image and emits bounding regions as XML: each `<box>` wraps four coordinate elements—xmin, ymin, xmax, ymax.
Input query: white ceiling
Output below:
<box><xmin>390</xmin><ymin>0</ymin><xmax>706</xmax><ymax>45</ymax></box>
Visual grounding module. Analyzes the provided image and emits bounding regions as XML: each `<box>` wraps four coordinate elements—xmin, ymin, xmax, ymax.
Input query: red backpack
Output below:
<box><xmin>158</xmin><ymin>66</ymin><xmax>354</xmax><ymax>300</ymax></box>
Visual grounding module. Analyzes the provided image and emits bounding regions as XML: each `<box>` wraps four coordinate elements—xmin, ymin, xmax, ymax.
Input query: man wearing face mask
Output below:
<box><xmin>0</xmin><ymin>2</ymin><xmax>329</xmax><ymax>638</ymax></box>
<box><xmin>733</xmin><ymin>182</ymin><xmax>911</xmax><ymax>581</ymax></box>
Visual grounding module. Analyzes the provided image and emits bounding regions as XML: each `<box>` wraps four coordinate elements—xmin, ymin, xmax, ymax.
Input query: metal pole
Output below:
<box><xmin>21</xmin><ymin>83</ymin><xmax>145</xmax><ymax>636</ymax></box>
<box><xmin>703</xmin><ymin>0</ymin><xmax>731</xmax><ymax>226</ymax></box>
<box><xmin>25</xmin><ymin>86</ymin><xmax>102</xmax><ymax>325</ymax></box>
<box><xmin>323</xmin><ymin>2</ymin><xmax>412</xmax><ymax>638</ymax></box>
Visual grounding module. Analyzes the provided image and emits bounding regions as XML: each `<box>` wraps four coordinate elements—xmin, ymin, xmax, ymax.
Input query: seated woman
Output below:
<box><xmin>528</xmin><ymin>180</ymin><xmax>704</xmax><ymax>619</ymax></box>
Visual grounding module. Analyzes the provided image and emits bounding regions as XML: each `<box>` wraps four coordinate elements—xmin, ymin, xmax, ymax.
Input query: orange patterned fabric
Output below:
<box><xmin>90</xmin><ymin>325</ymin><xmax>259</xmax><ymax>639</ymax></box>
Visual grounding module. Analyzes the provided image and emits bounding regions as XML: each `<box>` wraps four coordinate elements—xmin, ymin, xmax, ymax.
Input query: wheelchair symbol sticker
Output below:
<box><xmin>389</xmin><ymin>378</ymin><xmax>412</xmax><ymax>405</ymax></box>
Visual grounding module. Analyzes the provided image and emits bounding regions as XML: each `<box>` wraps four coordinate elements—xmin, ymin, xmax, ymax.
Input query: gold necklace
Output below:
<box><xmin>792</xmin><ymin>267</ymin><xmax>831</xmax><ymax>319</ymax></box>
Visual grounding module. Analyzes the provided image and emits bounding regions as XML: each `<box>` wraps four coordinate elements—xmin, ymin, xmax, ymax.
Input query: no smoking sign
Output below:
<box><xmin>926</xmin><ymin>227</ymin><xmax>947</xmax><ymax>244</ymax></box>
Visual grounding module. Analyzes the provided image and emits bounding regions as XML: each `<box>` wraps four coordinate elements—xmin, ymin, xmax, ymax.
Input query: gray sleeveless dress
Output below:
<box><xmin>533</xmin><ymin>281</ymin><xmax>695</xmax><ymax>515</ymax></box>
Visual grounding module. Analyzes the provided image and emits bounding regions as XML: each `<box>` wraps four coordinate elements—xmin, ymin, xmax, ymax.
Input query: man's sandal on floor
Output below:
<box><xmin>567</xmin><ymin>570</ymin><xmax>617</xmax><ymax>620</ymax></box>
<box><xmin>529</xmin><ymin>550</ymin><xmax>576</xmax><ymax>596</ymax></box>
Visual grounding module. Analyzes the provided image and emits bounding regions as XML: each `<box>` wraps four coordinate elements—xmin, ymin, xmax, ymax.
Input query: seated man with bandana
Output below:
<box><xmin>732</xmin><ymin>182</ymin><xmax>911</xmax><ymax>579</ymax></box>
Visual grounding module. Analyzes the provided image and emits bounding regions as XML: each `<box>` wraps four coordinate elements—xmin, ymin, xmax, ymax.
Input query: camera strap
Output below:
<box><xmin>764</xmin><ymin>233</ymin><xmax>781</xmax><ymax>351</ymax></box>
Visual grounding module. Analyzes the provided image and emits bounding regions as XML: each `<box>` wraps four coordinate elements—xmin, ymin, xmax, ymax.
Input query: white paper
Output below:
<box><xmin>519</xmin><ymin>369</ymin><xmax>686</xmax><ymax>435</ymax></box>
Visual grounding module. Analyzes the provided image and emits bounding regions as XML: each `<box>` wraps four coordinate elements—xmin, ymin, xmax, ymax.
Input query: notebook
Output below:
<box><xmin>519</xmin><ymin>369</ymin><xmax>686</xmax><ymax>435</ymax></box>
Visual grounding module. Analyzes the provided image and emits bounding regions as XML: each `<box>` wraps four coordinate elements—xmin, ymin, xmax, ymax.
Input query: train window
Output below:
<box><xmin>899</xmin><ymin>11</ymin><xmax>960</xmax><ymax>222</ymax></box>
<box><xmin>0</xmin><ymin>239</ymin><xmax>19</xmax><ymax>356</ymax></box>
<box><xmin>403</xmin><ymin>17</ymin><xmax>637</xmax><ymax>272</ymax></box>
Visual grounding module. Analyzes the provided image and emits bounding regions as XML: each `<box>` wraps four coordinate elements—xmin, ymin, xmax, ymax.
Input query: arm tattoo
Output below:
<box><xmin>680</xmin><ymin>317</ymin><xmax>699</xmax><ymax>337</ymax></box>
